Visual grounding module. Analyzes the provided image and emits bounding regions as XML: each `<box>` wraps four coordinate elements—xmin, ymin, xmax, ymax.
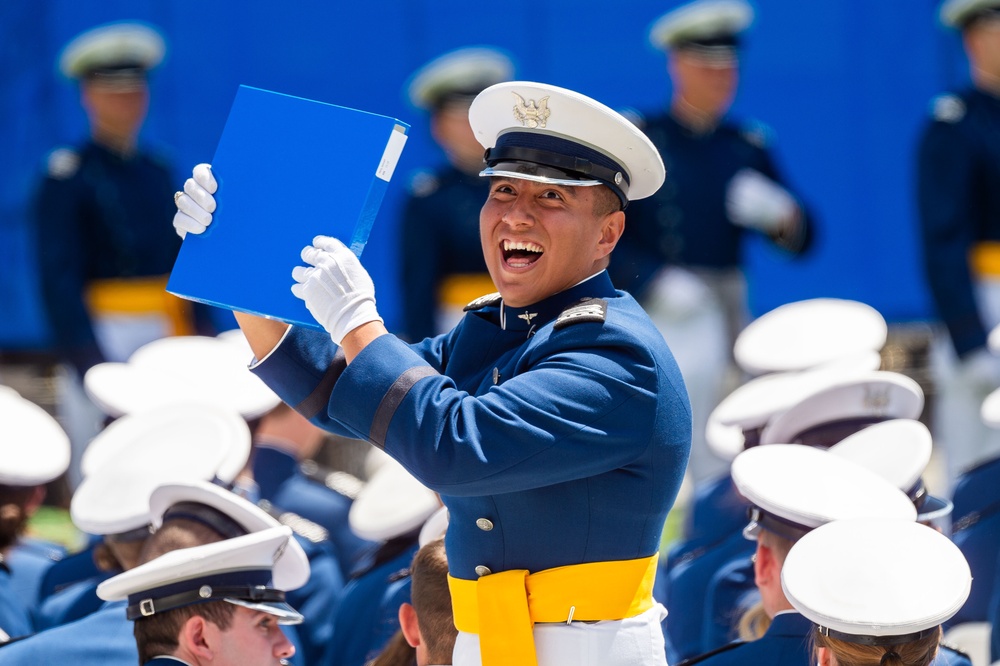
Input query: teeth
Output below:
<box><xmin>502</xmin><ymin>240</ymin><xmax>543</xmax><ymax>253</ymax></box>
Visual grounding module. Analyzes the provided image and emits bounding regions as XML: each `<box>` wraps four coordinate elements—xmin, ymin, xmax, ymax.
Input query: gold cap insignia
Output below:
<box><xmin>512</xmin><ymin>92</ymin><xmax>550</xmax><ymax>129</ymax></box>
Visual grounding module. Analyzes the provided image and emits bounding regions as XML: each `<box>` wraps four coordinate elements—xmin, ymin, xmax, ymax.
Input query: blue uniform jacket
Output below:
<box><xmin>702</xmin><ymin>555</ymin><xmax>760</xmax><ymax>653</ymax></box>
<box><xmin>950</xmin><ymin>454</ymin><xmax>1000</xmax><ymax>625</ymax></box>
<box><xmin>6</xmin><ymin>537</ymin><xmax>66</xmax><ymax>623</ymax></box>
<box><xmin>680</xmin><ymin>611</ymin><xmax>813</xmax><ymax>666</ymax></box>
<box><xmin>254</xmin><ymin>271</ymin><xmax>691</xmax><ymax>581</ymax></box>
<box><xmin>399</xmin><ymin>166</ymin><xmax>491</xmax><ymax>341</ymax></box>
<box><xmin>0</xmin><ymin>600</ymin><xmax>306</xmax><ymax>665</ymax></box>
<box><xmin>917</xmin><ymin>89</ymin><xmax>1000</xmax><ymax>357</ymax></box>
<box><xmin>611</xmin><ymin>112</ymin><xmax>811</xmax><ymax>297</ymax></box>
<box><xmin>253</xmin><ymin>444</ymin><xmax>374</xmax><ymax>577</ymax></box>
<box><xmin>32</xmin><ymin>141</ymin><xmax>181</xmax><ymax>372</ymax></box>
<box><xmin>0</xmin><ymin>565</ymin><xmax>33</xmax><ymax>641</ymax></box>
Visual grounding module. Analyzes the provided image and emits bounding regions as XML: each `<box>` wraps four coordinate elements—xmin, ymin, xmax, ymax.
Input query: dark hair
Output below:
<box><xmin>592</xmin><ymin>184</ymin><xmax>623</xmax><ymax>217</ymax></box>
<box><xmin>813</xmin><ymin>626</ymin><xmax>942</xmax><ymax>666</ymax></box>
<box><xmin>135</xmin><ymin>600</ymin><xmax>235</xmax><ymax>663</ymax></box>
<box><xmin>0</xmin><ymin>485</ymin><xmax>37</xmax><ymax>551</ymax></box>
<box><xmin>410</xmin><ymin>538</ymin><xmax>456</xmax><ymax>664</ymax></box>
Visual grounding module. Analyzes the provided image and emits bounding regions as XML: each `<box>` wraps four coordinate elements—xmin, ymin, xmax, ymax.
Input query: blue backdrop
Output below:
<box><xmin>0</xmin><ymin>0</ymin><xmax>970</xmax><ymax>346</ymax></box>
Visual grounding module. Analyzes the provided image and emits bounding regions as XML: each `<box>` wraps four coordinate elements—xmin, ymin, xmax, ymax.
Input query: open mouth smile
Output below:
<box><xmin>501</xmin><ymin>239</ymin><xmax>544</xmax><ymax>269</ymax></box>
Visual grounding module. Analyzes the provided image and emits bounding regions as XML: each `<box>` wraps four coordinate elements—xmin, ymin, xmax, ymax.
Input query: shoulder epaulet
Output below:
<box><xmin>740</xmin><ymin>120</ymin><xmax>774</xmax><ymax>149</ymax></box>
<box><xmin>257</xmin><ymin>500</ymin><xmax>329</xmax><ymax>544</ymax></box>
<box><xmin>554</xmin><ymin>298</ymin><xmax>608</xmax><ymax>329</ymax></box>
<box><xmin>932</xmin><ymin>94</ymin><xmax>966</xmax><ymax>123</ymax></box>
<box><xmin>46</xmin><ymin>147</ymin><xmax>80</xmax><ymax>180</ymax></box>
<box><xmin>299</xmin><ymin>460</ymin><xmax>364</xmax><ymax>499</ymax></box>
<box><xmin>464</xmin><ymin>292</ymin><xmax>502</xmax><ymax>311</ymax></box>
<box><xmin>408</xmin><ymin>169</ymin><xmax>440</xmax><ymax>198</ymax></box>
<box><xmin>939</xmin><ymin>642</ymin><xmax>972</xmax><ymax>662</ymax></box>
<box><xmin>676</xmin><ymin>640</ymin><xmax>747</xmax><ymax>666</ymax></box>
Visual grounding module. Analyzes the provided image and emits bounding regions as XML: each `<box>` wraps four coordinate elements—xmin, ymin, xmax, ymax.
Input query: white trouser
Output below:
<box><xmin>931</xmin><ymin>279</ymin><xmax>1000</xmax><ymax>490</ymax></box>
<box><xmin>641</xmin><ymin>267</ymin><xmax>743</xmax><ymax>485</ymax></box>
<box><xmin>452</xmin><ymin>604</ymin><xmax>669</xmax><ymax>666</ymax></box>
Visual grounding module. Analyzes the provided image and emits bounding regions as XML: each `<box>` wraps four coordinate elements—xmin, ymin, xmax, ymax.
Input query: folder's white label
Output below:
<box><xmin>376</xmin><ymin>126</ymin><xmax>408</xmax><ymax>182</ymax></box>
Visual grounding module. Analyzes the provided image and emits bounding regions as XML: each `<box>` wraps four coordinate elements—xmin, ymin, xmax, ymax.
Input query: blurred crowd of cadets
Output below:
<box><xmin>0</xmin><ymin>0</ymin><xmax>1000</xmax><ymax>657</ymax></box>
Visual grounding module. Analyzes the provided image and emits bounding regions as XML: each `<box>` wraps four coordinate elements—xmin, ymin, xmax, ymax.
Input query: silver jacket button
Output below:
<box><xmin>476</xmin><ymin>518</ymin><xmax>494</xmax><ymax>531</ymax></box>
<box><xmin>475</xmin><ymin>565</ymin><xmax>492</xmax><ymax>577</ymax></box>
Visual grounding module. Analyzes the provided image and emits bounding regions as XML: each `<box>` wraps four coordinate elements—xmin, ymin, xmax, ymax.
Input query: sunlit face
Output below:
<box><xmin>668</xmin><ymin>50</ymin><xmax>739</xmax><ymax>118</ymax></box>
<box><xmin>212</xmin><ymin>607</ymin><xmax>295</xmax><ymax>666</ymax></box>
<box><xmin>965</xmin><ymin>16</ymin><xmax>1000</xmax><ymax>82</ymax></box>
<box><xmin>479</xmin><ymin>177</ymin><xmax>623</xmax><ymax>307</ymax></box>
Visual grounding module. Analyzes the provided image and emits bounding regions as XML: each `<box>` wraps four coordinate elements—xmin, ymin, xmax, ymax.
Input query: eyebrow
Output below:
<box><xmin>491</xmin><ymin>177</ymin><xmax>580</xmax><ymax>199</ymax></box>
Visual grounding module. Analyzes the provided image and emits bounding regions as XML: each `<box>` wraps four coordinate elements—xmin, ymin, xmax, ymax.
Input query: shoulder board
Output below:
<box><xmin>257</xmin><ymin>500</ymin><xmax>329</xmax><ymax>544</ymax></box>
<box><xmin>464</xmin><ymin>292</ymin><xmax>502</xmax><ymax>311</ymax></box>
<box><xmin>46</xmin><ymin>148</ymin><xmax>80</xmax><ymax>180</ymax></box>
<box><xmin>676</xmin><ymin>640</ymin><xmax>747</xmax><ymax>666</ymax></box>
<box><xmin>408</xmin><ymin>169</ymin><xmax>440</xmax><ymax>198</ymax></box>
<box><xmin>554</xmin><ymin>298</ymin><xmax>608</xmax><ymax>330</ymax></box>
<box><xmin>299</xmin><ymin>460</ymin><xmax>364</xmax><ymax>499</ymax></box>
<box><xmin>740</xmin><ymin>120</ymin><xmax>774</xmax><ymax>149</ymax></box>
<box><xmin>939</xmin><ymin>642</ymin><xmax>972</xmax><ymax>661</ymax></box>
<box><xmin>932</xmin><ymin>94</ymin><xmax>966</xmax><ymax>123</ymax></box>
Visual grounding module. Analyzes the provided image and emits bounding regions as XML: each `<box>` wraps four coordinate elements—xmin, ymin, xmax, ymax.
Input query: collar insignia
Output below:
<box><xmin>512</xmin><ymin>93</ymin><xmax>550</xmax><ymax>129</ymax></box>
<box><xmin>517</xmin><ymin>312</ymin><xmax>537</xmax><ymax>324</ymax></box>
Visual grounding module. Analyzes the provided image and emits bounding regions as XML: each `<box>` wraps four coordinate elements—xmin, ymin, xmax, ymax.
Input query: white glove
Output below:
<box><xmin>291</xmin><ymin>236</ymin><xmax>383</xmax><ymax>345</ymax></box>
<box><xmin>173</xmin><ymin>163</ymin><xmax>218</xmax><ymax>238</ymax></box>
<box><xmin>960</xmin><ymin>347</ymin><xmax>1000</xmax><ymax>390</ymax></box>
<box><xmin>725</xmin><ymin>168</ymin><xmax>798</xmax><ymax>234</ymax></box>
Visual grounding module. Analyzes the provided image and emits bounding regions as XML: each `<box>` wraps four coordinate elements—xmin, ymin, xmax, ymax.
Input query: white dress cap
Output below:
<box><xmin>1</xmin><ymin>391</ymin><xmax>71</xmax><ymax>486</ymax></box>
<box><xmin>80</xmin><ymin>402</ymin><xmax>248</xmax><ymax>482</ymax></box>
<box><xmin>828</xmin><ymin>419</ymin><xmax>952</xmax><ymax>523</ymax></box>
<box><xmin>734</xmin><ymin>298</ymin><xmax>887</xmax><ymax>376</ymax></box>
<box><xmin>97</xmin><ymin>526</ymin><xmax>306</xmax><ymax>624</ymax></box>
<box><xmin>782</xmin><ymin>519</ymin><xmax>971</xmax><ymax>643</ymax></box>
<box><xmin>407</xmin><ymin>46</ymin><xmax>514</xmax><ymax>110</ymax></box>
<box><xmin>707</xmin><ymin>353</ymin><xmax>883</xmax><ymax>460</ymax></box>
<box><xmin>349</xmin><ymin>457</ymin><xmax>440</xmax><ymax>541</ymax></box>
<box><xmin>148</xmin><ymin>480</ymin><xmax>309</xmax><ymax>590</ymax></box>
<box><xmin>59</xmin><ymin>21</ymin><xmax>165</xmax><ymax>79</ymax></box>
<box><xmin>469</xmin><ymin>81</ymin><xmax>665</xmax><ymax>204</ymax></box>
<box><xmin>759</xmin><ymin>371</ymin><xmax>924</xmax><ymax>447</ymax></box>
<box><xmin>982</xmin><ymin>386</ymin><xmax>1000</xmax><ymax>428</ymax></box>
<box><xmin>419</xmin><ymin>506</ymin><xmax>450</xmax><ymax>547</ymax></box>
<box><xmin>940</xmin><ymin>0</ymin><xmax>1000</xmax><ymax>27</ymax></box>
<box><xmin>648</xmin><ymin>0</ymin><xmax>754</xmax><ymax>50</ymax></box>
<box><xmin>72</xmin><ymin>408</ymin><xmax>230</xmax><ymax>535</ymax></box>
<box><xmin>731</xmin><ymin>444</ymin><xmax>917</xmax><ymax>539</ymax></box>
<box><xmin>84</xmin><ymin>336</ymin><xmax>280</xmax><ymax>420</ymax></box>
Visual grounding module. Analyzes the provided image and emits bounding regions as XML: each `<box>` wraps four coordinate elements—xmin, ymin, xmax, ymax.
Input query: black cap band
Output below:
<box><xmin>127</xmin><ymin>569</ymin><xmax>275</xmax><ymax>619</ymax></box>
<box><xmin>817</xmin><ymin>623</ymin><xmax>939</xmax><ymax>647</ymax></box>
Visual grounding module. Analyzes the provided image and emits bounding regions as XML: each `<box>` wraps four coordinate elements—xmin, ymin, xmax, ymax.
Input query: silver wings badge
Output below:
<box><xmin>512</xmin><ymin>93</ymin><xmax>550</xmax><ymax>129</ymax></box>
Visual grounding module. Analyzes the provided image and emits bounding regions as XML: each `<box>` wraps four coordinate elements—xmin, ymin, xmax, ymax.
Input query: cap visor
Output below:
<box><xmin>480</xmin><ymin>167</ymin><xmax>602</xmax><ymax>188</ymax></box>
<box><xmin>225</xmin><ymin>598</ymin><xmax>304</xmax><ymax>625</ymax></box>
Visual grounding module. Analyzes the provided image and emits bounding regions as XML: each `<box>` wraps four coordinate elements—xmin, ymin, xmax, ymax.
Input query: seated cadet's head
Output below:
<box><xmin>468</xmin><ymin>81</ymin><xmax>665</xmax><ymax>307</ymax></box>
<box><xmin>782</xmin><ymin>519</ymin><xmax>970</xmax><ymax>666</ymax></box>
<box><xmin>98</xmin><ymin>527</ymin><xmax>305</xmax><ymax>666</ymax></box>
<box><xmin>399</xmin><ymin>537</ymin><xmax>455</xmax><ymax>666</ymax></box>
<box><xmin>942</xmin><ymin>0</ymin><xmax>1000</xmax><ymax>78</ymax></box>
<box><xmin>649</xmin><ymin>0</ymin><xmax>754</xmax><ymax>118</ymax></box>
<box><xmin>0</xmin><ymin>390</ymin><xmax>69</xmax><ymax>551</ymax></box>
<box><xmin>407</xmin><ymin>46</ymin><xmax>515</xmax><ymax>174</ymax></box>
<box><xmin>59</xmin><ymin>21</ymin><xmax>165</xmax><ymax>139</ymax></box>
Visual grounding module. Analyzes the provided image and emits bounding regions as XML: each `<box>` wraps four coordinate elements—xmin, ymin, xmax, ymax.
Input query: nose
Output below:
<box><xmin>501</xmin><ymin>192</ymin><xmax>535</xmax><ymax>228</ymax></box>
<box><xmin>274</xmin><ymin>629</ymin><xmax>295</xmax><ymax>660</ymax></box>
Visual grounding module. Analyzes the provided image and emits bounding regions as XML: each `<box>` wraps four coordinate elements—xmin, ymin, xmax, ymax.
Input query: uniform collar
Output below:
<box><xmin>499</xmin><ymin>271</ymin><xmax>616</xmax><ymax>333</ymax></box>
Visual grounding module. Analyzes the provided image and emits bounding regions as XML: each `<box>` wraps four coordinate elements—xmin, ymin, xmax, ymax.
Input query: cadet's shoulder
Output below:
<box><xmin>43</xmin><ymin>147</ymin><xmax>82</xmax><ymax>181</ymax></box>
<box><xmin>554</xmin><ymin>298</ymin><xmax>608</xmax><ymax>330</ymax></box>
<box><xmin>406</xmin><ymin>168</ymin><xmax>442</xmax><ymax>198</ymax></box>
<box><xmin>929</xmin><ymin>92</ymin><xmax>968</xmax><ymax>124</ymax></box>
<box><xmin>676</xmin><ymin>639</ymin><xmax>748</xmax><ymax>665</ymax></box>
<box><xmin>731</xmin><ymin>118</ymin><xmax>775</xmax><ymax>149</ymax></box>
<box><xmin>463</xmin><ymin>292</ymin><xmax>502</xmax><ymax>311</ymax></box>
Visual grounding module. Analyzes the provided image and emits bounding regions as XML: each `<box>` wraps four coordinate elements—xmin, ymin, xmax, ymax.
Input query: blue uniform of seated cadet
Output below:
<box><xmin>0</xmin><ymin>389</ymin><xmax>72</xmax><ymax>641</ymax></box>
<box><xmin>97</xmin><ymin>526</ymin><xmax>305</xmax><ymax>666</ymax></box>
<box><xmin>610</xmin><ymin>0</ymin><xmax>813</xmax><ymax>487</ymax></box>
<box><xmin>173</xmin><ymin>79</ymin><xmax>692</xmax><ymax>666</ymax></box>
<box><xmin>918</xmin><ymin>0</ymin><xmax>1000</xmax><ymax>487</ymax></box>
<box><xmin>400</xmin><ymin>46</ymin><xmax>515</xmax><ymax>341</ymax></box>
<box><xmin>782</xmin><ymin>518</ymin><xmax>972</xmax><ymax>666</ymax></box>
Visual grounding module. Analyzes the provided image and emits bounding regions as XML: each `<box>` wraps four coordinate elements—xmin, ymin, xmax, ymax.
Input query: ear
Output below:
<box><xmin>753</xmin><ymin>540</ymin><xmax>772</xmax><ymax>586</ymax></box>
<box><xmin>597</xmin><ymin>210</ymin><xmax>626</xmax><ymax>258</ymax></box>
<box><xmin>179</xmin><ymin>615</ymin><xmax>215</xmax><ymax>660</ymax></box>
<box><xmin>817</xmin><ymin>645</ymin><xmax>834</xmax><ymax>666</ymax></box>
<box><xmin>398</xmin><ymin>602</ymin><xmax>421</xmax><ymax>649</ymax></box>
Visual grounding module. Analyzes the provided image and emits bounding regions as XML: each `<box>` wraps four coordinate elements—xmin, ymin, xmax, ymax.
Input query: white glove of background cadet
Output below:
<box><xmin>291</xmin><ymin>236</ymin><xmax>383</xmax><ymax>345</ymax></box>
<box><xmin>173</xmin><ymin>164</ymin><xmax>218</xmax><ymax>238</ymax></box>
<box><xmin>725</xmin><ymin>168</ymin><xmax>798</xmax><ymax>234</ymax></box>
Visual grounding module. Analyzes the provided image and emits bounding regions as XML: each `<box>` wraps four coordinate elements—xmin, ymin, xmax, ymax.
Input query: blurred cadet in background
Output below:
<box><xmin>918</xmin><ymin>0</ymin><xmax>1000</xmax><ymax>485</ymax></box>
<box><xmin>612</xmin><ymin>0</ymin><xmax>812</xmax><ymax>485</ymax></box>
<box><xmin>399</xmin><ymin>47</ymin><xmax>514</xmax><ymax>341</ymax></box>
<box><xmin>31</xmin><ymin>21</ymin><xmax>188</xmax><ymax>486</ymax></box>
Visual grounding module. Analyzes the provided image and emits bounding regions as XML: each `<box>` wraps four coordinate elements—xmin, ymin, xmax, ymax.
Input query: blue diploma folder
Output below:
<box><xmin>167</xmin><ymin>85</ymin><xmax>409</xmax><ymax>328</ymax></box>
